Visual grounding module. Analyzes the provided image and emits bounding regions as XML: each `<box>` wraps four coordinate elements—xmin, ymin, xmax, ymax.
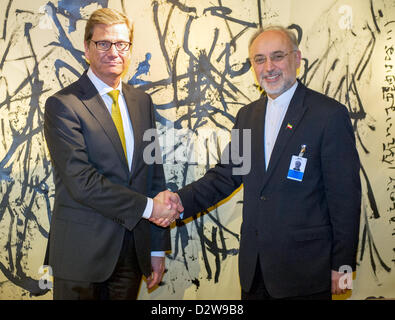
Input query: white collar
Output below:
<box><xmin>87</xmin><ymin>67</ymin><xmax>123</xmax><ymax>96</ymax></box>
<box><xmin>267</xmin><ymin>81</ymin><xmax>298</xmax><ymax>107</ymax></box>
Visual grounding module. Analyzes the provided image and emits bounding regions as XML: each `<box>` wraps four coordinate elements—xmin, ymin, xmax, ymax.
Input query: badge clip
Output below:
<box><xmin>298</xmin><ymin>144</ymin><xmax>306</xmax><ymax>157</ymax></box>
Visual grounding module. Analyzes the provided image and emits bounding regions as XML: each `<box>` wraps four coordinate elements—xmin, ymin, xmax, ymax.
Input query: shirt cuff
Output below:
<box><xmin>142</xmin><ymin>197</ymin><xmax>153</xmax><ymax>219</ymax></box>
<box><xmin>151</xmin><ymin>251</ymin><xmax>165</xmax><ymax>257</ymax></box>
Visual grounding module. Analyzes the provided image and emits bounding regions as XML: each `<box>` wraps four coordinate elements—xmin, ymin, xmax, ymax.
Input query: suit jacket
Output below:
<box><xmin>177</xmin><ymin>81</ymin><xmax>361</xmax><ymax>298</ymax></box>
<box><xmin>44</xmin><ymin>72</ymin><xmax>170</xmax><ymax>282</ymax></box>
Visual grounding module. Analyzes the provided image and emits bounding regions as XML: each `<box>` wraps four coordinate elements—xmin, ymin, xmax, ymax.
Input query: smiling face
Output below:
<box><xmin>249</xmin><ymin>29</ymin><xmax>301</xmax><ymax>99</ymax></box>
<box><xmin>84</xmin><ymin>23</ymin><xmax>131</xmax><ymax>88</ymax></box>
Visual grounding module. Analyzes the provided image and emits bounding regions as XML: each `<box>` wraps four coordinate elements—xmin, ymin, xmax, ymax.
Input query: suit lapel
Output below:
<box><xmin>77</xmin><ymin>73</ymin><xmax>129</xmax><ymax>170</ymax></box>
<box><xmin>122</xmin><ymin>84</ymin><xmax>142</xmax><ymax>177</ymax></box>
<box><xmin>251</xmin><ymin>96</ymin><xmax>268</xmax><ymax>178</ymax></box>
<box><xmin>261</xmin><ymin>82</ymin><xmax>308</xmax><ymax>190</ymax></box>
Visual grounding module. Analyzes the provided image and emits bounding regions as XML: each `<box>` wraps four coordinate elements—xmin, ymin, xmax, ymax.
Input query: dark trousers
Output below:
<box><xmin>241</xmin><ymin>260</ymin><xmax>332</xmax><ymax>300</ymax></box>
<box><xmin>53</xmin><ymin>230</ymin><xmax>142</xmax><ymax>300</ymax></box>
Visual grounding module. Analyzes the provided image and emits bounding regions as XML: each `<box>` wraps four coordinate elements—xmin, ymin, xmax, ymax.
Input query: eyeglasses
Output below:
<box><xmin>252</xmin><ymin>50</ymin><xmax>297</xmax><ymax>65</ymax></box>
<box><xmin>90</xmin><ymin>40</ymin><xmax>131</xmax><ymax>52</ymax></box>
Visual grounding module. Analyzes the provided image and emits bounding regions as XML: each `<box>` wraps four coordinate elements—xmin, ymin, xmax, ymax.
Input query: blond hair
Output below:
<box><xmin>84</xmin><ymin>8</ymin><xmax>134</xmax><ymax>43</ymax></box>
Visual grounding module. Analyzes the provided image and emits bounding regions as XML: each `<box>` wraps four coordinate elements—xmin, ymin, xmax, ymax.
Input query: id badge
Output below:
<box><xmin>287</xmin><ymin>155</ymin><xmax>307</xmax><ymax>182</ymax></box>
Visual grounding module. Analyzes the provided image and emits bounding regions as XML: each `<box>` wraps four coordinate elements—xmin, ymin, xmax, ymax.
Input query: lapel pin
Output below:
<box><xmin>286</xmin><ymin>123</ymin><xmax>293</xmax><ymax>130</ymax></box>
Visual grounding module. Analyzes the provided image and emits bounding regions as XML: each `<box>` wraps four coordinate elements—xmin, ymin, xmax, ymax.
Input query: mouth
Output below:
<box><xmin>105</xmin><ymin>61</ymin><xmax>122</xmax><ymax>66</ymax></box>
<box><xmin>263</xmin><ymin>73</ymin><xmax>281</xmax><ymax>83</ymax></box>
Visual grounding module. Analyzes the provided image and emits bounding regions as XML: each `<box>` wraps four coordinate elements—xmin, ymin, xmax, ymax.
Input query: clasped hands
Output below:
<box><xmin>150</xmin><ymin>190</ymin><xmax>184</xmax><ymax>227</ymax></box>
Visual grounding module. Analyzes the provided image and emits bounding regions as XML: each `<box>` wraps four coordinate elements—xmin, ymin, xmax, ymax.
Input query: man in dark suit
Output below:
<box><xmin>44</xmin><ymin>8</ymin><xmax>178</xmax><ymax>300</ymax></box>
<box><xmin>153</xmin><ymin>25</ymin><xmax>361</xmax><ymax>300</ymax></box>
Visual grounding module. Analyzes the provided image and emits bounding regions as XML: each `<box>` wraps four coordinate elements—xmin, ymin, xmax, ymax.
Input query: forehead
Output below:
<box><xmin>249</xmin><ymin>30</ymin><xmax>292</xmax><ymax>55</ymax></box>
<box><xmin>91</xmin><ymin>23</ymin><xmax>130</xmax><ymax>40</ymax></box>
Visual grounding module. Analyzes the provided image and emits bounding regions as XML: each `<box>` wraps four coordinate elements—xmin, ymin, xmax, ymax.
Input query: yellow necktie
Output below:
<box><xmin>107</xmin><ymin>89</ymin><xmax>127</xmax><ymax>161</ymax></box>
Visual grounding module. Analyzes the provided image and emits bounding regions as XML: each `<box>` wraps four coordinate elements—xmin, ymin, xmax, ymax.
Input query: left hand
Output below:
<box><xmin>331</xmin><ymin>270</ymin><xmax>352</xmax><ymax>295</ymax></box>
<box><xmin>146</xmin><ymin>256</ymin><xmax>165</xmax><ymax>290</ymax></box>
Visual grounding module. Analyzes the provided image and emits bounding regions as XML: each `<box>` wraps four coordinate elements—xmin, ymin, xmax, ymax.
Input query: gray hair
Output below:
<box><xmin>248</xmin><ymin>25</ymin><xmax>299</xmax><ymax>51</ymax></box>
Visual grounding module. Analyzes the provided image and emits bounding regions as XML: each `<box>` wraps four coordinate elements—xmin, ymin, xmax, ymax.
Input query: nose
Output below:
<box><xmin>263</xmin><ymin>59</ymin><xmax>275</xmax><ymax>73</ymax></box>
<box><xmin>107</xmin><ymin>44</ymin><xmax>119</xmax><ymax>57</ymax></box>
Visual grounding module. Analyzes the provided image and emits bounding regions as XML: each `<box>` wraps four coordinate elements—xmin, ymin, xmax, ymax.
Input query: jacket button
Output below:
<box><xmin>260</xmin><ymin>195</ymin><xmax>266</xmax><ymax>201</ymax></box>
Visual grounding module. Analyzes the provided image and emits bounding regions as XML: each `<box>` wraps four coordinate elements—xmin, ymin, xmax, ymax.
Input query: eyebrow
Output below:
<box><xmin>92</xmin><ymin>39</ymin><xmax>130</xmax><ymax>42</ymax></box>
<box><xmin>254</xmin><ymin>50</ymin><xmax>286</xmax><ymax>57</ymax></box>
<box><xmin>271</xmin><ymin>50</ymin><xmax>286</xmax><ymax>55</ymax></box>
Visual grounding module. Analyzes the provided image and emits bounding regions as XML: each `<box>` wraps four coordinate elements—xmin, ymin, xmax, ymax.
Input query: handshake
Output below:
<box><xmin>149</xmin><ymin>190</ymin><xmax>184</xmax><ymax>227</ymax></box>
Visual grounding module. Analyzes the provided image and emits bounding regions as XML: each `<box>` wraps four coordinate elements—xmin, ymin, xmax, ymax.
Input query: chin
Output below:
<box><xmin>104</xmin><ymin>67</ymin><xmax>123</xmax><ymax>75</ymax></box>
<box><xmin>263</xmin><ymin>85</ymin><xmax>283</xmax><ymax>97</ymax></box>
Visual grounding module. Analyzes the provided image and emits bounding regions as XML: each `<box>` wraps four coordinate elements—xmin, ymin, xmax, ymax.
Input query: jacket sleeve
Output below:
<box><xmin>177</xmin><ymin>111</ymin><xmax>245</xmax><ymax>219</ymax></box>
<box><xmin>146</xmin><ymin>96</ymin><xmax>171</xmax><ymax>251</ymax></box>
<box><xmin>321</xmin><ymin>105</ymin><xmax>361</xmax><ymax>271</ymax></box>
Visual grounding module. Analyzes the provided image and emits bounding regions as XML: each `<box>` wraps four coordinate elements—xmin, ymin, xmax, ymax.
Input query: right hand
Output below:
<box><xmin>150</xmin><ymin>191</ymin><xmax>184</xmax><ymax>227</ymax></box>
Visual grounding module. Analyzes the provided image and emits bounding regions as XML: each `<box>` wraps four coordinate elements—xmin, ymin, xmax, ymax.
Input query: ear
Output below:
<box><xmin>84</xmin><ymin>41</ymin><xmax>90</xmax><ymax>63</ymax></box>
<box><xmin>295</xmin><ymin>50</ymin><xmax>302</xmax><ymax>68</ymax></box>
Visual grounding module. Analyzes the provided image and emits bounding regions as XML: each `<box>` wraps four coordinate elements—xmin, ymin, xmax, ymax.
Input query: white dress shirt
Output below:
<box><xmin>264</xmin><ymin>81</ymin><xmax>298</xmax><ymax>169</ymax></box>
<box><xmin>87</xmin><ymin>69</ymin><xmax>162</xmax><ymax>256</ymax></box>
